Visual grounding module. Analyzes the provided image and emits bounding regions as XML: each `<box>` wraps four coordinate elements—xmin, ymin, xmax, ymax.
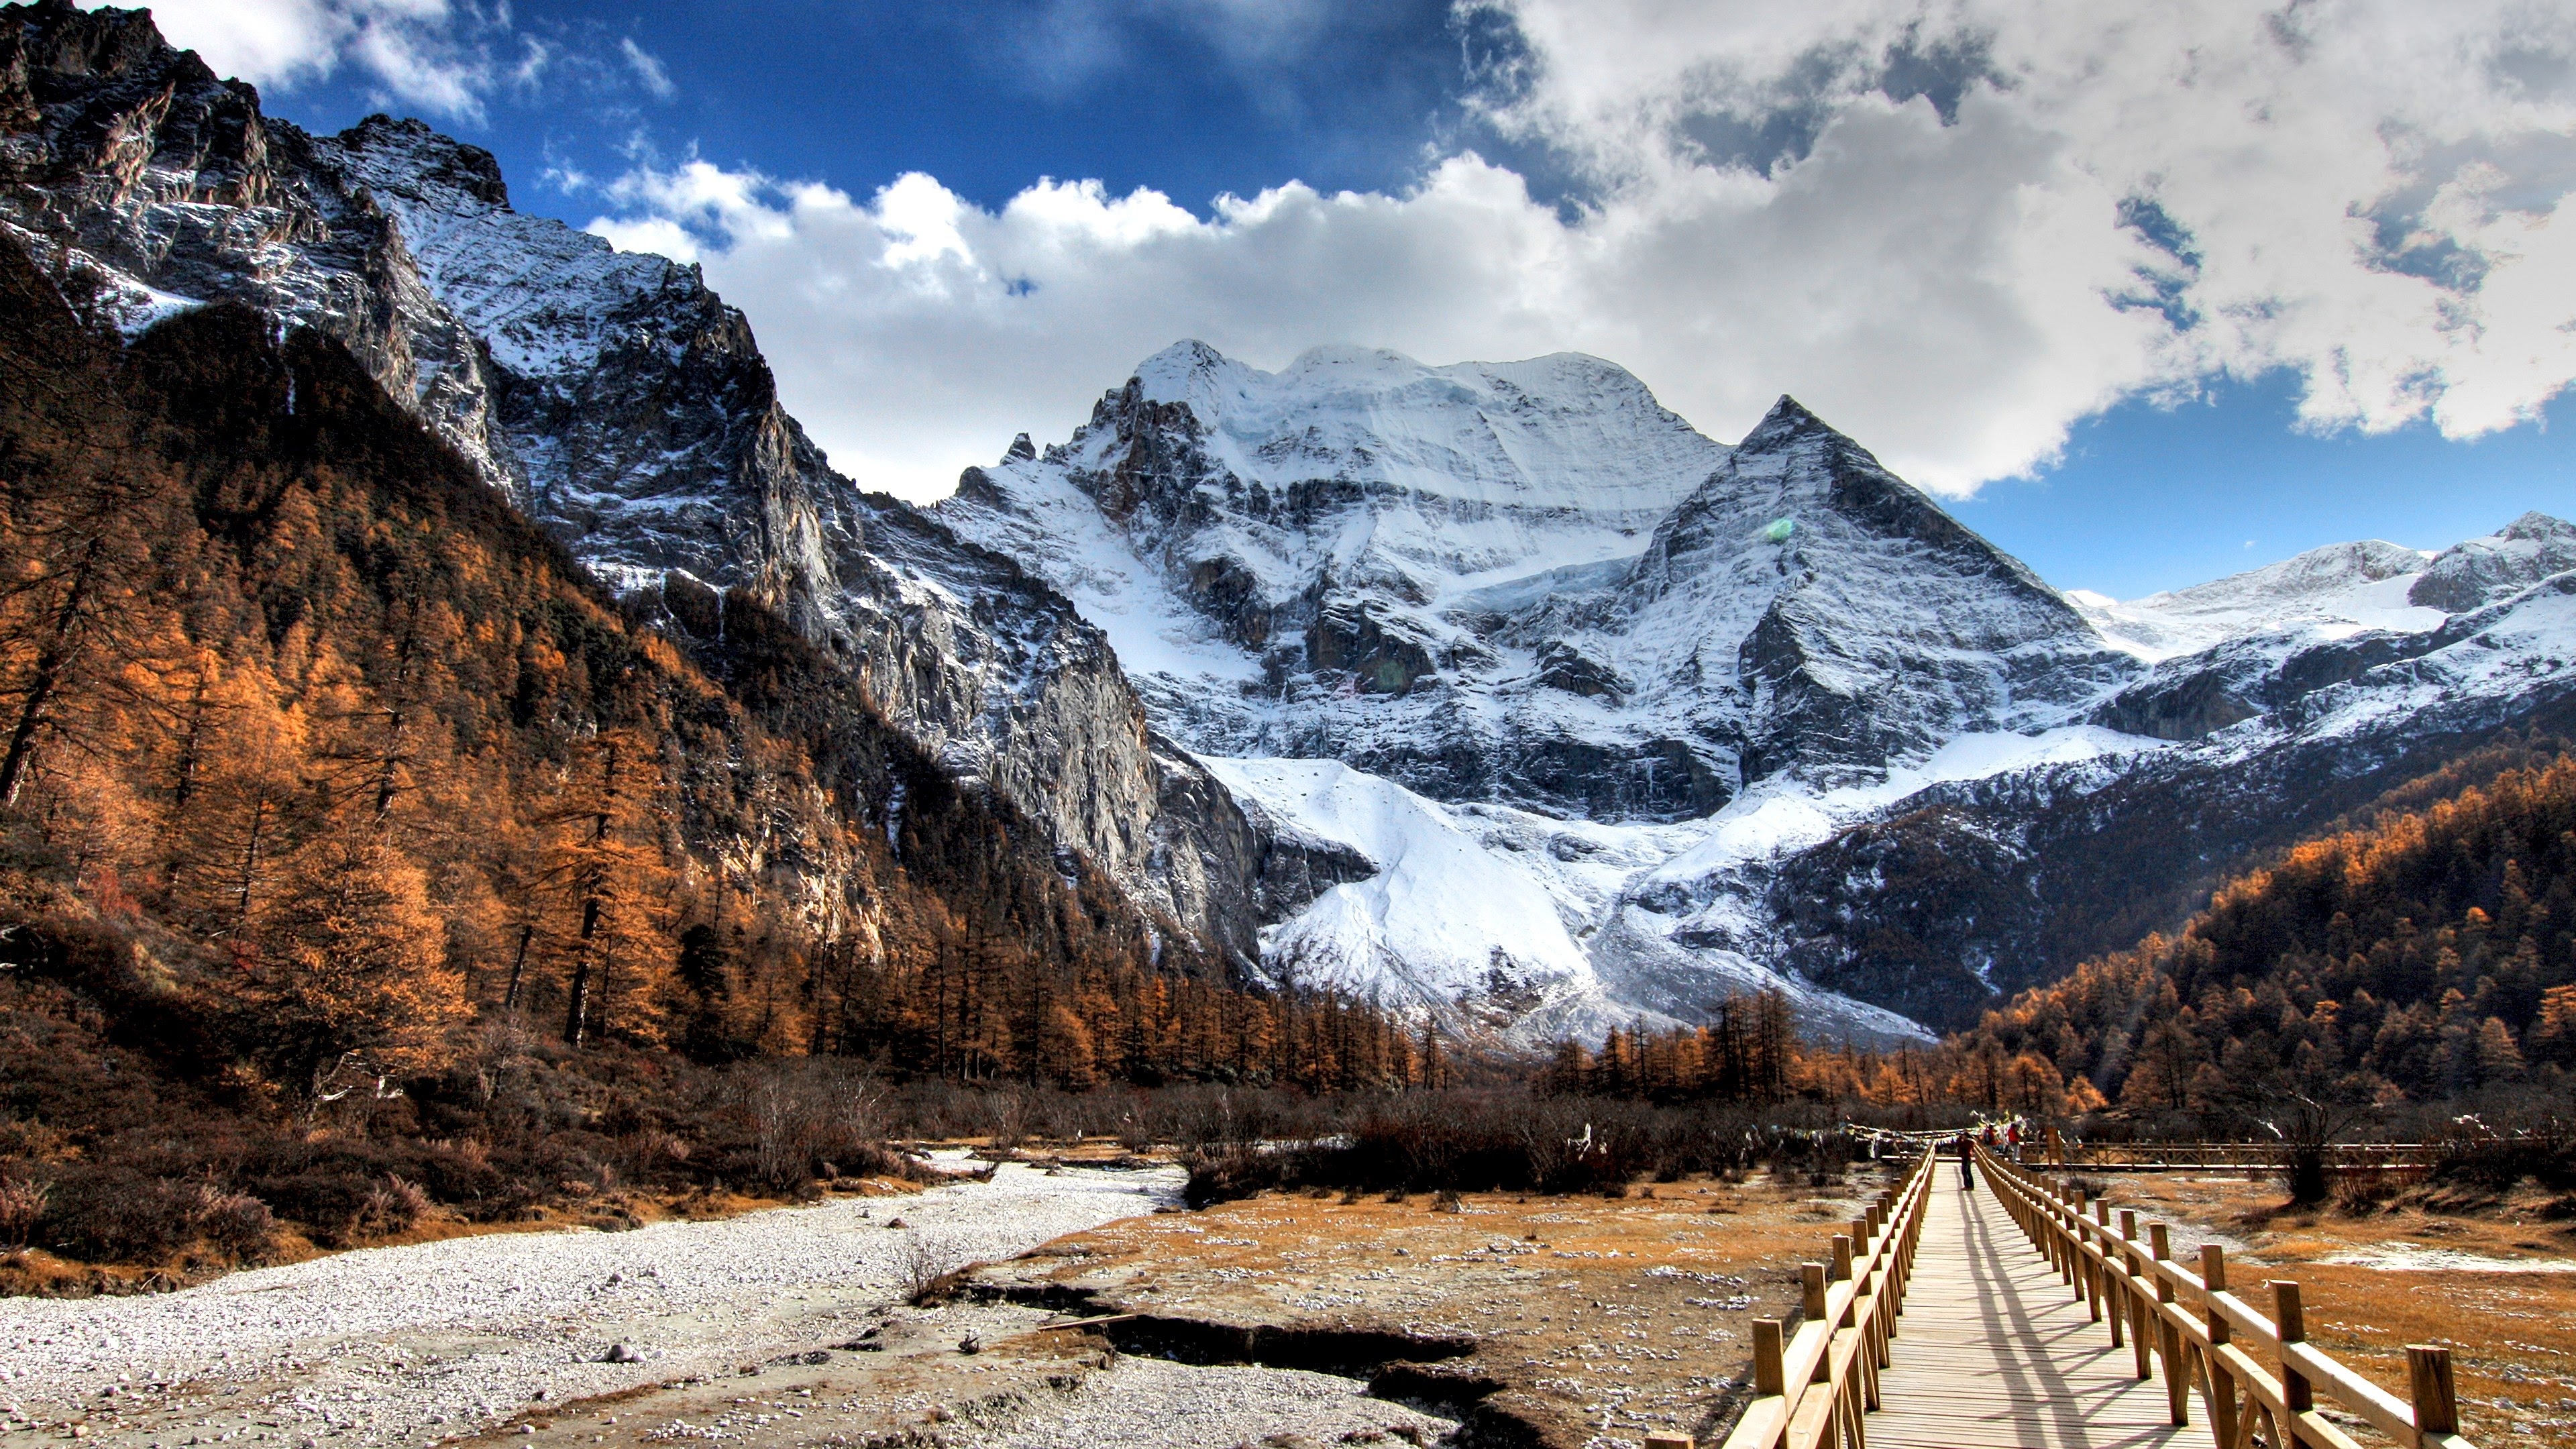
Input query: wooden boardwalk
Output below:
<box><xmin>1868</xmin><ymin>1178</ymin><xmax>2188</xmax><ymax>1449</ymax></box>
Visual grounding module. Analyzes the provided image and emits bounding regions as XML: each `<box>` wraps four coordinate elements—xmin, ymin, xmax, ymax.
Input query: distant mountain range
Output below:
<box><xmin>10</xmin><ymin>0</ymin><xmax>2572</xmax><ymax>1042</ymax></box>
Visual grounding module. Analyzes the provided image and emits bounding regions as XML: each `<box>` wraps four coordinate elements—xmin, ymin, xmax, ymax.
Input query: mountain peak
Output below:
<box><xmin>9</xmin><ymin>1</ymin><xmax>182</xmax><ymax>85</ymax></box>
<box><xmin>1740</xmin><ymin>394</ymin><xmax>1843</xmax><ymax>451</ymax></box>
<box><xmin>337</xmin><ymin>113</ymin><xmax>511</xmax><ymax>207</ymax></box>
<box><xmin>2504</xmin><ymin>509</ymin><xmax>2574</xmax><ymax>541</ymax></box>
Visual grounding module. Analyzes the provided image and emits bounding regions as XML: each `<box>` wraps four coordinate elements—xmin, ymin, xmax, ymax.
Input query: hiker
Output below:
<box><xmin>1955</xmin><ymin>1131</ymin><xmax>1976</xmax><ymax>1191</ymax></box>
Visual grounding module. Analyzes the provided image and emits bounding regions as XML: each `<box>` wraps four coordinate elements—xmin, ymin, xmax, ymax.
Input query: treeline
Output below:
<box><xmin>1955</xmin><ymin>751</ymin><xmax>2576</xmax><ymax>1116</ymax></box>
<box><xmin>1538</xmin><ymin>988</ymin><xmax>2111</xmax><ymax>1118</ymax></box>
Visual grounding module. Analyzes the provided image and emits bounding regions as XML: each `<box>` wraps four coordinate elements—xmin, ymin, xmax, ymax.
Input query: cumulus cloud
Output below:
<box><xmin>584</xmin><ymin>0</ymin><xmax>2576</xmax><ymax>502</ymax></box>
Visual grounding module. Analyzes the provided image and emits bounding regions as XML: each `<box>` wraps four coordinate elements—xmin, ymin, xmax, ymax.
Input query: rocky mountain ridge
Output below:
<box><xmin>940</xmin><ymin>348</ymin><xmax>2136</xmax><ymax>822</ymax></box>
<box><xmin>0</xmin><ymin>0</ymin><xmax>1291</xmax><ymax>970</ymax></box>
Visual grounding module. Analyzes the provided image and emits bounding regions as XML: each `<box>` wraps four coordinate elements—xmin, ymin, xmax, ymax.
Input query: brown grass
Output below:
<box><xmin>982</xmin><ymin>1167</ymin><xmax>1901</xmax><ymax>1447</ymax></box>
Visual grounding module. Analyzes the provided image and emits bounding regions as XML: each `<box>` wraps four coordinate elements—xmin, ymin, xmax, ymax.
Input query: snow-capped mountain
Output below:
<box><xmin>944</xmin><ymin>338</ymin><xmax>2576</xmax><ymax>1037</ymax></box>
<box><xmin>2409</xmin><ymin>511</ymin><xmax>2576</xmax><ymax>612</ymax></box>
<box><xmin>12</xmin><ymin>2</ymin><xmax>2569</xmax><ymax>1044</ymax></box>
<box><xmin>2070</xmin><ymin>539</ymin><xmax>2440</xmax><ymax>664</ymax></box>
<box><xmin>937</xmin><ymin>343</ymin><xmax>2151</xmax><ymax>1037</ymax></box>
<box><xmin>941</xmin><ymin>350</ymin><xmax>2133</xmax><ymax>819</ymax></box>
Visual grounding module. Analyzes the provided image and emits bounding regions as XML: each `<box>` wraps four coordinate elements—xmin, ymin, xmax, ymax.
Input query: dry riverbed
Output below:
<box><xmin>0</xmin><ymin>1155</ymin><xmax>1181</xmax><ymax>1449</ymax></box>
<box><xmin>0</xmin><ymin>1159</ymin><xmax>1896</xmax><ymax>1449</ymax></box>
<box><xmin>973</xmin><ymin>1167</ymin><xmax>1897</xmax><ymax>1448</ymax></box>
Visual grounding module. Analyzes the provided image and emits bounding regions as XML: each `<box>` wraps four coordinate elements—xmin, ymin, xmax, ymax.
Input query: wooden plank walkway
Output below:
<box><xmin>1869</xmin><ymin>1176</ymin><xmax>2189</xmax><ymax>1449</ymax></box>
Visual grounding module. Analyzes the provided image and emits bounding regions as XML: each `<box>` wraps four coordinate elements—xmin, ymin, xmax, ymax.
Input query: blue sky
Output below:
<box><xmin>152</xmin><ymin>0</ymin><xmax>2576</xmax><ymax>598</ymax></box>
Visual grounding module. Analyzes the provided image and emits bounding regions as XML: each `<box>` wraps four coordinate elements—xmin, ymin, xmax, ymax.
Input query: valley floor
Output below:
<box><xmin>11</xmin><ymin>1155</ymin><xmax>2568</xmax><ymax>1449</ymax></box>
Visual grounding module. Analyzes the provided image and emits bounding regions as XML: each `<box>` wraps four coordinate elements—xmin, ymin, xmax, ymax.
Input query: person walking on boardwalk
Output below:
<box><xmin>1955</xmin><ymin>1131</ymin><xmax>1976</xmax><ymax>1191</ymax></box>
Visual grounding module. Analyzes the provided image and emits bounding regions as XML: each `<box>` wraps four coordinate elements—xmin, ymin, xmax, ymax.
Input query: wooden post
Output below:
<box><xmin>2274</xmin><ymin>1281</ymin><xmax>2312</xmax><ymax>1414</ymax></box>
<box><xmin>2121</xmin><ymin>1210</ymin><xmax>2151</xmax><ymax>1378</ymax></box>
<box><xmin>2096</xmin><ymin>1199</ymin><xmax>2123</xmax><ymax>1347</ymax></box>
<box><xmin>1644</xmin><ymin>1436</ymin><xmax>1695</xmax><ymax>1449</ymax></box>
<box><xmin>2202</xmin><ymin>1244</ymin><xmax>2239</xmax><ymax>1449</ymax></box>
<box><xmin>2407</xmin><ymin>1346</ymin><xmax>2458</xmax><ymax>1446</ymax></box>
<box><xmin>1831</xmin><ymin>1234</ymin><xmax>1856</xmax><ymax>1284</ymax></box>
<box><xmin>1754</xmin><ymin>1319</ymin><xmax>1787</xmax><ymax>1398</ymax></box>
<box><xmin>2150</xmin><ymin>1222</ymin><xmax>2187</xmax><ymax>1426</ymax></box>
<box><xmin>2074</xmin><ymin>1189</ymin><xmax>2100</xmax><ymax>1315</ymax></box>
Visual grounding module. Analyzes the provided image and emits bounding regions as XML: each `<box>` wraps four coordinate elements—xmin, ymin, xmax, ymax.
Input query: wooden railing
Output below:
<box><xmin>1715</xmin><ymin>1145</ymin><xmax>1939</xmax><ymax>1449</ymax></box>
<box><xmin>1974</xmin><ymin>1146</ymin><xmax>2473</xmax><ymax>1449</ymax></box>
<box><xmin>2046</xmin><ymin>1142</ymin><xmax>2436</xmax><ymax>1175</ymax></box>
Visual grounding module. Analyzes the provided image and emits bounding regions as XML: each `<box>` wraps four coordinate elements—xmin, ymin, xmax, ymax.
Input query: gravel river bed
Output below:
<box><xmin>0</xmin><ymin>1159</ymin><xmax>1216</xmax><ymax>1448</ymax></box>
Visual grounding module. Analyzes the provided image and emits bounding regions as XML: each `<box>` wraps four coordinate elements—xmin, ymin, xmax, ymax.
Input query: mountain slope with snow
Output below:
<box><xmin>2070</xmin><ymin>539</ymin><xmax>2440</xmax><ymax>663</ymax></box>
<box><xmin>945</xmin><ymin>337</ymin><xmax>2576</xmax><ymax>1037</ymax></box>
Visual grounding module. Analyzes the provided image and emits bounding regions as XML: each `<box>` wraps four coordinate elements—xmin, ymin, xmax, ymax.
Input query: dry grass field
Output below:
<box><xmin>970</xmin><ymin>1165</ymin><xmax>1903</xmax><ymax>1446</ymax></box>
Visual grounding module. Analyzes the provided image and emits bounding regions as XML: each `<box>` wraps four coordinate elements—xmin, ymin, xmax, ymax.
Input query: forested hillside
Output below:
<box><xmin>0</xmin><ymin>237</ymin><xmax>1428</xmax><ymax>1275</ymax></box>
<box><xmin>1955</xmin><ymin>745</ymin><xmax>2576</xmax><ymax>1114</ymax></box>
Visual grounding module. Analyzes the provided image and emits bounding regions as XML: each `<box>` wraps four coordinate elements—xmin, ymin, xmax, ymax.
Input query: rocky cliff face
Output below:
<box><xmin>0</xmin><ymin>0</ymin><xmax>1269</xmax><ymax>965</ymax></box>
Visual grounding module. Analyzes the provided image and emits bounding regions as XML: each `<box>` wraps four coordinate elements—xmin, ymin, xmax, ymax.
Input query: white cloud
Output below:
<box><xmin>618</xmin><ymin>37</ymin><xmax>676</xmax><ymax>100</ymax></box>
<box><xmin>582</xmin><ymin>0</ymin><xmax>2576</xmax><ymax>502</ymax></box>
<box><xmin>142</xmin><ymin>0</ymin><xmax>502</xmax><ymax>120</ymax></box>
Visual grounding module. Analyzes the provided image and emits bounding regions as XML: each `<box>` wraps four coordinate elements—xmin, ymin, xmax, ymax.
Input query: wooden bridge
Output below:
<box><xmin>1689</xmin><ymin>1144</ymin><xmax>2476</xmax><ymax>1449</ymax></box>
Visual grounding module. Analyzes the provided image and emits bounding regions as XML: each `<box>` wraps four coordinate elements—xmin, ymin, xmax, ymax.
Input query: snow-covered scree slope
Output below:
<box><xmin>0</xmin><ymin>3</ymin><xmax>1276</xmax><ymax>961</ymax></box>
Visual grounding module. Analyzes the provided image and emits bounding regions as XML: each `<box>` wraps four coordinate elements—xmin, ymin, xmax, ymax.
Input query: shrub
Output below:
<box><xmin>0</xmin><ymin>1171</ymin><xmax>48</xmax><ymax>1247</ymax></box>
<box><xmin>186</xmin><ymin>1182</ymin><xmax>277</xmax><ymax>1259</ymax></box>
<box><xmin>37</xmin><ymin>1168</ymin><xmax>195</xmax><ymax>1262</ymax></box>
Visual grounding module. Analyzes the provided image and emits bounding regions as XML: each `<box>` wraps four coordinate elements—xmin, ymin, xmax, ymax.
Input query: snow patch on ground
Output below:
<box><xmin>2315</xmin><ymin>1246</ymin><xmax>2576</xmax><ymax>1273</ymax></box>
